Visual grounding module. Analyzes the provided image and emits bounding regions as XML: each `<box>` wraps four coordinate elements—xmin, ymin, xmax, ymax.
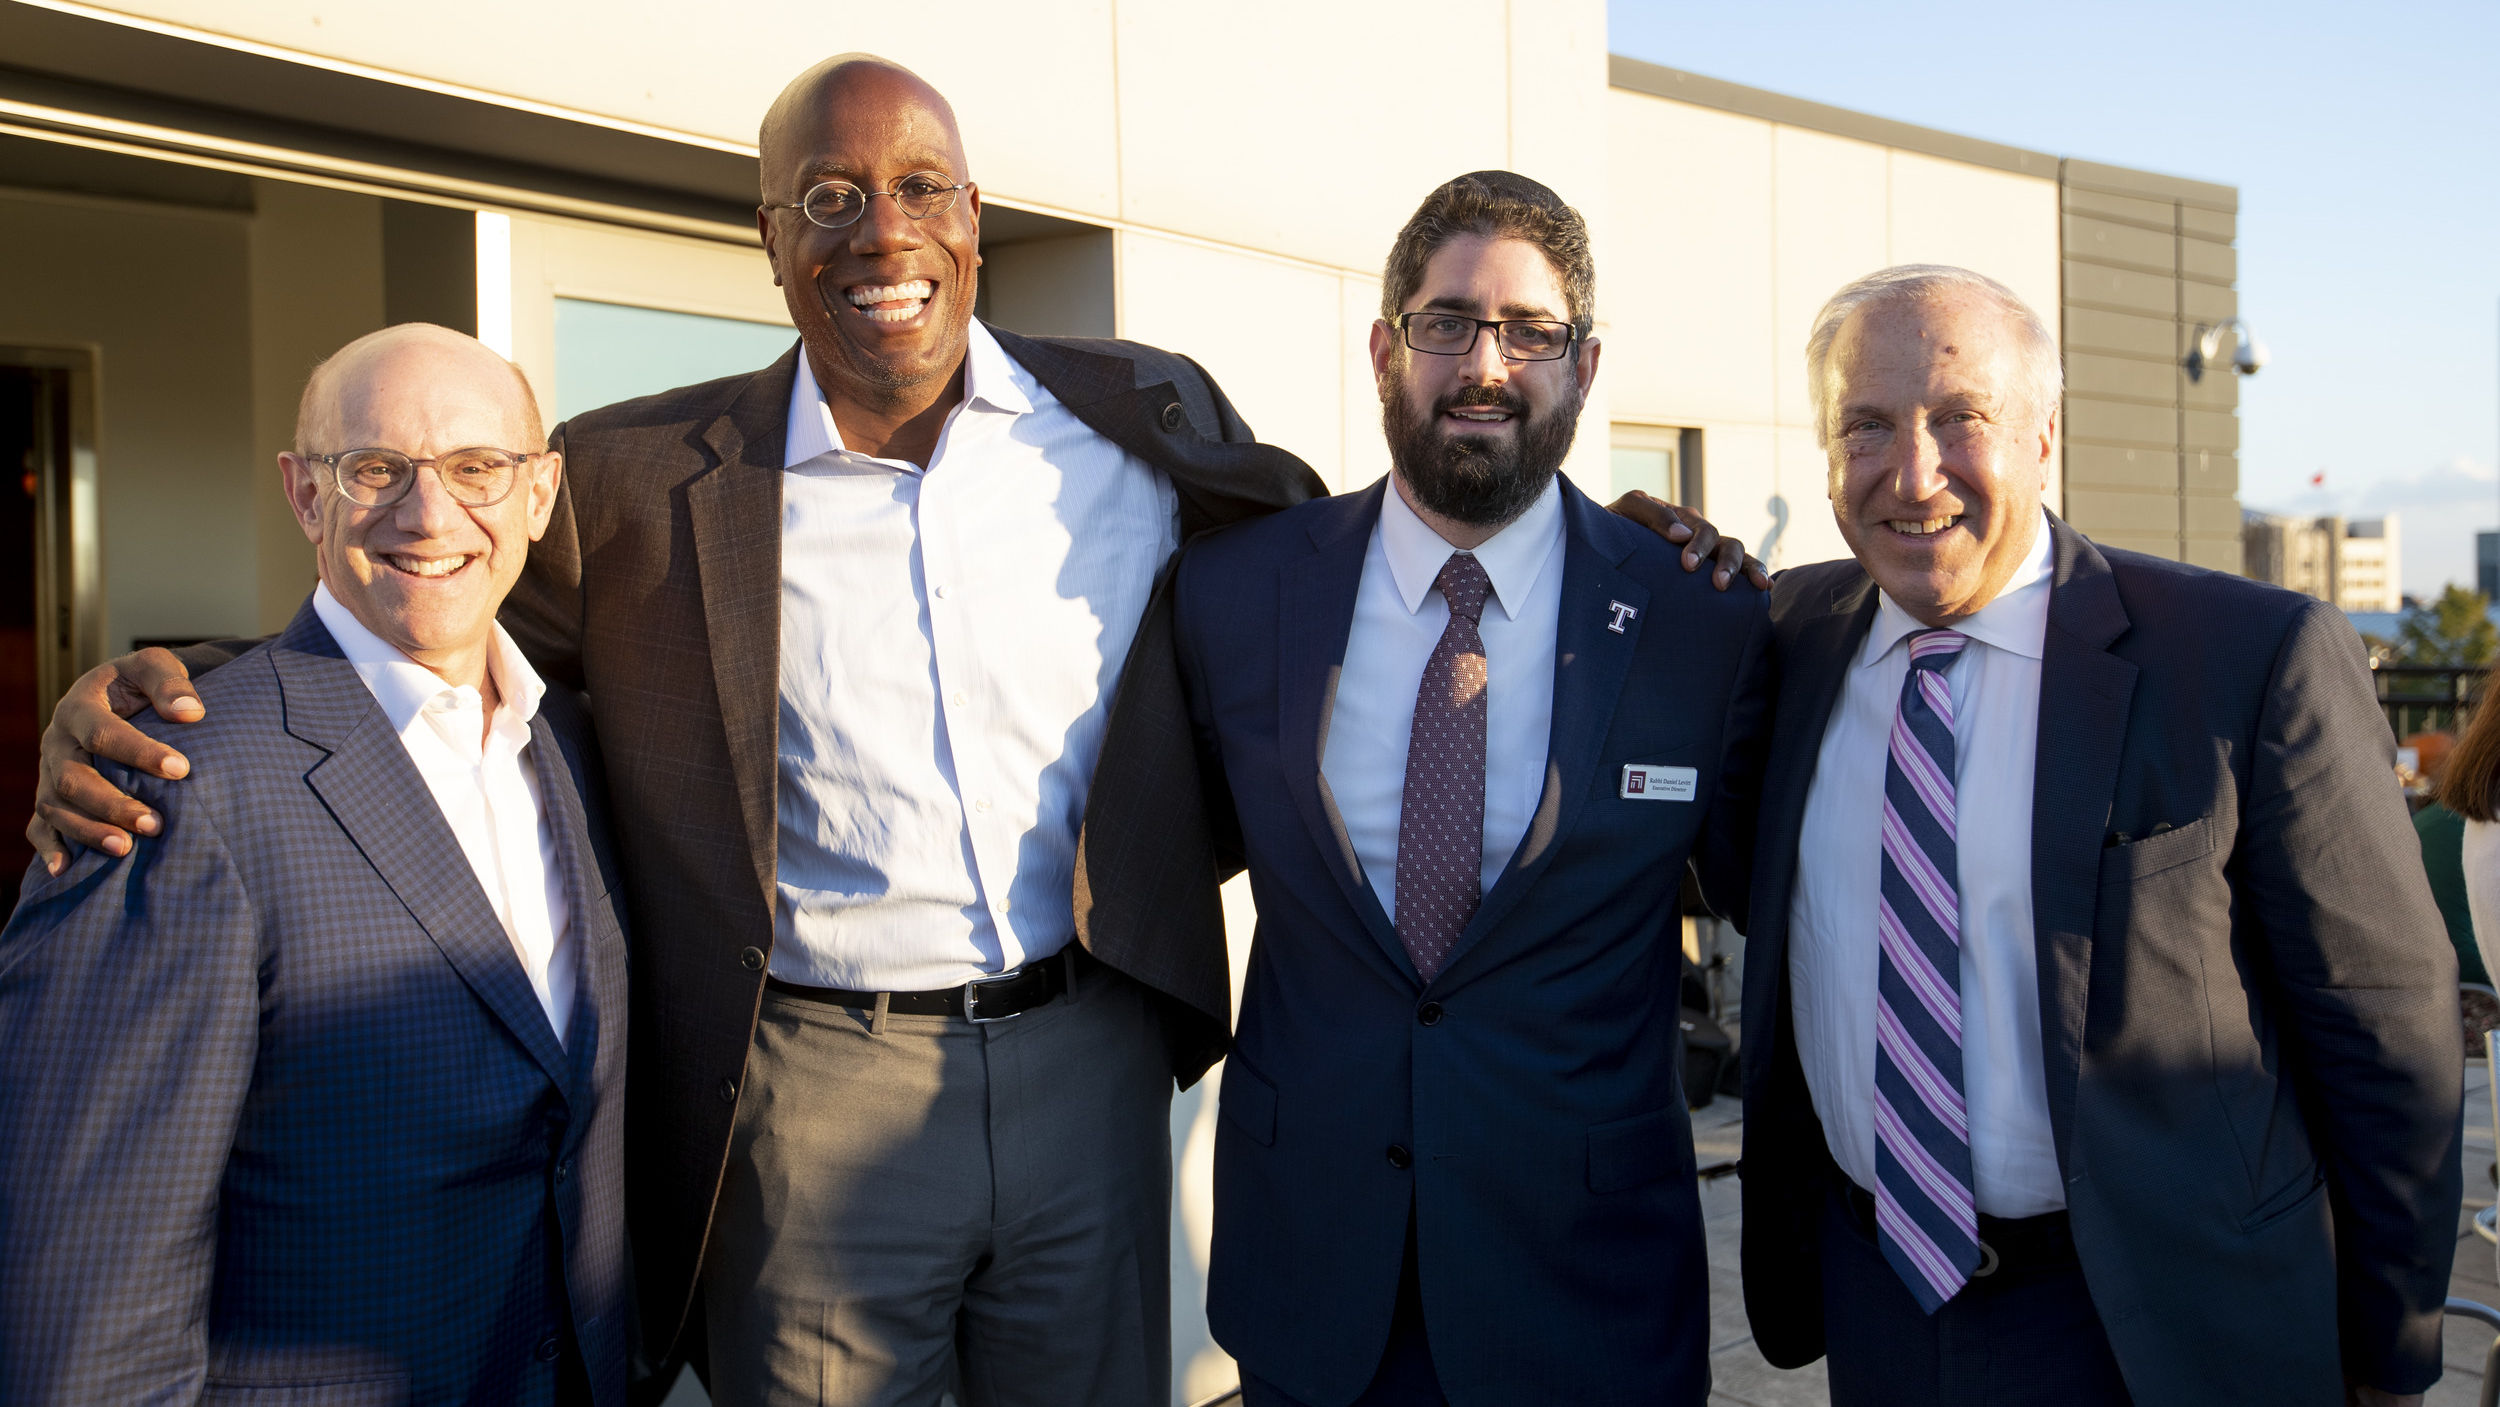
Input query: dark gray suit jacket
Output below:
<box><xmin>1738</xmin><ymin>517</ymin><xmax>2462</xmax><ymax>1405</ymax></box>
<box><xmin>494</xmin><ymin>325</ymin><xmax>1326</xmax><ymax>1354</ymax></box>
<box><xmin>1177</xmin><ymin>479</ymin><xmax>1774</xmax><ymax>1406</ymax></box>
<box><xmin>0</xmin><ymin>600</ymin><xmax>631</xmax><ymax>1405</ymax></box>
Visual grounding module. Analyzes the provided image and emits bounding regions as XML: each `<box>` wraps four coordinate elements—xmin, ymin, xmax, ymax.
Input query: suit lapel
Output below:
<box><xmin>686</xmin><ymin>349</ymin><xmax>796</xmax><ymax>914</ymax></box>
<box><xmin>2029</xmin><ymin>518</ymin><xmax>2136</xmax><ymax>1165</ymax></box>
<box><xmin>273</xmin><ymin>609</ymin><xmax>575</xmax><ymax>1096</ymax></box>
<box><xmin>1447</xmin><ymin>486</ymin><xmax>1645</xmax><ymax>970</ymax></box>
<box><xmin>1279</xmin><ymin>481</ymin><xmax>1408</xmax><ymax>974</ymax></box>
<box><xmin>528</xmin><ymin>713</ymin><xmax>606</xmax><ymax>1103</ymax></box>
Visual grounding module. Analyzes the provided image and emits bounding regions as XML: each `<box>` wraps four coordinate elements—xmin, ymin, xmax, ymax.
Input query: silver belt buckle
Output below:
<box><xmin>964</xmin><ymin>965</ymin><xmax>1028</xmax><ymax>1023</ymax></box>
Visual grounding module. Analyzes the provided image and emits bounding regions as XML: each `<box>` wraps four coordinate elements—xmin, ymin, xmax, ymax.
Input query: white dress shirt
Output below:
<box><xmin>1788</xmin><ymin>512</ymin><xmax>2062</xmax><ymax>1216</ymax></box>
<box><xmin>772</xmin><ymin>322</ymin><xmax>1181</xmax><ymax>991</ymax></box>
<box><xmin>1322</xmin><ymin>477</ymin><xmax>1564</xmax><ymax>921</ymax></box>
<box><xmin>311</xmin><ymin>582</ymin><xmax>575</xmax><ymax>1043</ymax></box>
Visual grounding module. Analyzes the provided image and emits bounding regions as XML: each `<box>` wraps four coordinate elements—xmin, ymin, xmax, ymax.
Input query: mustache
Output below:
<box><xmin>1437</xmin><ymin>385</ymin><xmax>1526</xmax><ymax>417</ymax></box>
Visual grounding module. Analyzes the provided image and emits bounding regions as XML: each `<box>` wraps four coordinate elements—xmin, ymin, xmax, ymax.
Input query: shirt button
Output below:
<box><xmin>1386</xmin><ymin>1144</ymin><xmax>1412</xmax><ymax>1170</ymax></box>
<box><xmin>738</xmin><ymin>946</ymin><xmax>765</xmax><ymax>972</ymax></box>
<box><xmin>535</xmin><ymin>1336</ymin><xmax>562</xmax><ymax>1363</ymax></box>
<box><xmin>717</xmin><ymin>1078</ymin><xmax>738</xmax><ymax>1104</ymax></box>
<box><xmin>950</xmin><ymin>691</ymin><xmax>968</xmax><ymax>708</ymax></box>
<box><xmin>998</xmin><ymin>898</ymin><xmax>1013</xmax><ymax>913</ymax></box>
<box><xmin>1417</xmin><ymin>1002</ymin><xmax>1443</xmax><ymax>1026</ymax></box>
<box><xmin>973</xmin><ymin>798</ymin><xmax>992</xmax><ymax>814</ymax></box>
<box><xmin>934</xmin><ymin>584</ymin><xmax>950</xmax><ymax>599</ymax></box>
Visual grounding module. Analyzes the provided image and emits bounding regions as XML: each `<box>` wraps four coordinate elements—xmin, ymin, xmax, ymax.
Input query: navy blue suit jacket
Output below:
<box><xmin>1738</xmin><ymin>520</ymin><xmax>2462</xmax><ymax>1405</ymax></box>
<box><xmin>0</xmin><ymin>600</ymin><xmax>632</xmax><ymax>1406</ymax></box>
<box><xmin>1175</xmin><ymin>478</ymin><xmax>1774</xmax><ymax>1407</ymax></box>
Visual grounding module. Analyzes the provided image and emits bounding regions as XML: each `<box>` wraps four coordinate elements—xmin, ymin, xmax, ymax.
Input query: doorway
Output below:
<box><xmin>0</xmin><ymin>349</ymin><xmax>101</xmax><ymax>914</ymax></box>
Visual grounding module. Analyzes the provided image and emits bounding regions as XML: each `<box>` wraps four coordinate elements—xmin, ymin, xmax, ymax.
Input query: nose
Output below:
<box><xmin>1455</xmin><ymin>323</ymin><xmax>1510</xmax><ymax>388</ymax></box>
<box><xmin>1888</xmin><ymin>418</ymin><xmax>1952</xmax><ymax>505</ymax></box>
<box><xmin>392</xmin><ymin>462</ymin><xmax>473</xmax><ymax>541</ymax></box>
<box><xmin>847</xmin><ymin>191</ymin><xmax>925</xmax><ymax>257</ymax></box>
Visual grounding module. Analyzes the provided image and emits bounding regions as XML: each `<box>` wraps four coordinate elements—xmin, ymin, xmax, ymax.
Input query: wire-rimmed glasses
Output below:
<box><xmin>764</xmin><ymin>171</ymin><xmax>974</xmax><ymax>230</ymax></box>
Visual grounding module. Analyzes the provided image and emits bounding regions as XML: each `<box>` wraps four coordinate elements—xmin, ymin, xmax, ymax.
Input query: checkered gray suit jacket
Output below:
<box><xmin>0</xmin><ymin>600</ymin><xmax>632</xmax><ymax>1406</ymax></box>
<box><xmin>491</xmin><ymin>326</ymin><xmax>1326</xmax><ymax>1356</ymax></box>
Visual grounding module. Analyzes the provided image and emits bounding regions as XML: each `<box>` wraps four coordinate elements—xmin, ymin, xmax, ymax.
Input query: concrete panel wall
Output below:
<box><xmin>2058</xmin><ymin>159</ymin><xmax>2241</xmax><ymax>569</ymax></box>
<box><xmin>0</xmin><ymin>187</ymin><xmax>258</xmax><ymax>652</ymax></box>
<box><xmin>1603</xmin><ymin>86</ymin><xmax>2060</xmax><ymax>571</ymax></box>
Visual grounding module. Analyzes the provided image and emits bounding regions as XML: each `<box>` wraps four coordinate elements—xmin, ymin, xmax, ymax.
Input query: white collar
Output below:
<box><xmin>783</xmin><ymin>319</ymin><xmax>1033</xmax><ymax>470</ymax></box>
<box><xmin>1862</xmin><ymin>509</ymin><xmax>2057</xmax><ymax>668</ymax></box>
<box><xmin>1377</xmin><ymin>474</ymin><xmax>1564</xmax><ymax>624</ymax></box>
<box><xmin>311</xmin><ymin>580</ymin><xmax>546</xmax><ymax>732</ymax></box>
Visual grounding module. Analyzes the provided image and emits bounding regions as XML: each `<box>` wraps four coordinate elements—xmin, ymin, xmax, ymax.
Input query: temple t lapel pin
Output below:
<box><xmin>1606</xmin><ymin>601</ymin><xmax>1638</xmax><ymax>634</ymax></box>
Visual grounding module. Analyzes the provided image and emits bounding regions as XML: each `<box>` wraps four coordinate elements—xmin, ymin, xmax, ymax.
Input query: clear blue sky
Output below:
<box><xmin>1607</xmin><ymin>0</ymin><xmax>2500</xmax><ymax>596</ymax></box>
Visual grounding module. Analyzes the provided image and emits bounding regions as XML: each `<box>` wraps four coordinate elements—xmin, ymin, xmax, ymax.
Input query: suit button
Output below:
<box><xmin>555</xmin><ymin>1160</ymin><xmax>572</xmax><ymax>1184</ymax></box>
<box><xmin>738</xmin><ymin>946</ymin><xmax>765</xmax><ymax>972</ymax></box>
<box><xmin>718</xmin><ymin>1077</ymin><xmax>739</xmax><ymax>1103</ymax></box>
<box><xmin>1417</xmin><ymin>1002</ymin><xmax>1443</xmax><ymax>1026</ymax></box>
<box><xmin>1386</xmin><ymin>1144</ymin><xmax>1412</xmax><ymax>1170</ymax></box>
<box><xmin>535</xmin><ymin>1335</ymin><xmax>562</xmax><ymax>1363</ymax></box>
<box><xmin>1159</xmin><ymin>401</ymin><xmax>1186</xmax><ymax>432</ymax></box>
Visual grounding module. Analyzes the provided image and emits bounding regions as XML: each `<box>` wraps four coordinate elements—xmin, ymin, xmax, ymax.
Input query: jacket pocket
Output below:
<box><xmin>2239</xmin><ymin>1166</ymin><xmax>2327</xmax><ymax>1233</ymax></box>
<box><xmin>1221</xmin><ymin>1055</ymin><xmax>1278</xmax><ymax>1147</ymax></box>
<box><xmin>1588</xmin><ymin>1108</ymin><xmax>1691</xmax><ymax>1194</ymax></box>
<box><xmin>2098</xmin><ymin>813</ymin><xmax>2219</xmax><ymax>885</ymax></box>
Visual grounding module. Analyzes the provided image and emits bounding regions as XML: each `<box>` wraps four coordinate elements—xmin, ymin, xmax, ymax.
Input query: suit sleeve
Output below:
<box><xmin>2241</xmin><ymin>600</ymin><xmax>2462</xmax><ymax>1394</ymax></box>
<box><xmin>1178</xmin><ymin>353</ymin><xmax>1257</xmax><ymax>445</ymax></box>
<box><xmin>1692</xmin><ymin>591</ymin><xmax>1775</xmax><ymax>933</ymax></box>
<box><xmin>0</xmin><ymin>767</ymin><xmax>260</xmax><ymax>1403</ymax></box>
<box><xmin>500</xmin><ymin>420</ymin><xmax>589</xmax><ymax>691</ymax></box>
<box><xmin>1171</xmin><ymin>546</ymin><xmax>1247</xmax><ymax>883</ymax></box>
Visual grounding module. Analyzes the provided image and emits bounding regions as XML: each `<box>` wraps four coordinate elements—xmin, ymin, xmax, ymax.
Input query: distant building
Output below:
<box><xmin>2242</xmin><ymin>510</ymin><xmax>2402</xmax><ymax>611</ymax></box>
<box><xmin>2479</xmin><ymin>531</ymin><xmax>2499</xmax><ymax>601</ymax></box>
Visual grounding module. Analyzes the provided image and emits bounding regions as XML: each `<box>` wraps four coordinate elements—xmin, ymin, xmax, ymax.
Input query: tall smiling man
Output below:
<box><xmin>1175</xmin><ymin>172</ymin><xmax>1771</xmax><ymax>1406</ymax></box>
<box><xmin>1737</xmin><ymin>266</ymin><xmax>2460</xmax><ymax>1407</ymax></box>
<box><xmin>0</xmin><ymin>325</ymin><xmax>630</xmax><ymax>1404</ymax></box>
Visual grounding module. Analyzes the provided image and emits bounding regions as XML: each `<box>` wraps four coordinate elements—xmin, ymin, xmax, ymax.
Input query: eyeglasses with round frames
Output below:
<box><xmin>1392</xmin><ymin>311</ymin><xmax>1581</xmax><ymax>363</ymax></box>
<box><xmin>763</xmin><ymin>172</ymin><xmax>974</xmax><ymax>230</ymax></box>
<box><xmin>300</xmin><ymin>447</ymin><xmax>545</xmax><ymax>509</ymax></box>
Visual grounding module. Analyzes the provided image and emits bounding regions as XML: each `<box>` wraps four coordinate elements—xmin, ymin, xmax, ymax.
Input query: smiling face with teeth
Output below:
<box><xmin>757</xmin><ymin>58</ymin><xmax>981</xmax><ymax>451</ymax></box>
<box><xmin>280</xmin><ymin>325</ymin><xmax>559</xmax><ymax>694</ymax></box>
<box><xmin>1823</xmin><ymin>287</ymin><xmax>2056</xmax><ymax>628</ymax></box>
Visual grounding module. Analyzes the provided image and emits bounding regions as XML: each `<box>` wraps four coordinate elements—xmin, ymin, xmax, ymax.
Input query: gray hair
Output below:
<box><xmin>1804</xmin><ymin>264</ymin><xmax>2061</xmax><ymax>448</ymax></box>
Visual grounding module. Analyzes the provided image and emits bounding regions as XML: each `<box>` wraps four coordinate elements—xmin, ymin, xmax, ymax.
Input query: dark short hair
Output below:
<box><xmin>1379</xmin><ymin>170</ymin><xmax>1595</xmax><ymax>336</ymax></box>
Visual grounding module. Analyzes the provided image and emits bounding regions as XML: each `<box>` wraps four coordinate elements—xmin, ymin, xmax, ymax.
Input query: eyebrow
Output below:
<box><xmin>800</xmin><ymin>154</ymin><xmax>961</xmax><ymax>185</ymax></box>
<box><xmin>1418</xmin><ymin>293</ymin><xmax>1567</xmax><ymax>321</ymax></box>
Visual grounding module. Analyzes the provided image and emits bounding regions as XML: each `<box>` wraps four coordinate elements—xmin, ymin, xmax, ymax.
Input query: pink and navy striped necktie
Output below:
<box><xmin>1874</xmin><ymin>627</ymin><xmax>1979</xmax><ymax>1313</ymax></box>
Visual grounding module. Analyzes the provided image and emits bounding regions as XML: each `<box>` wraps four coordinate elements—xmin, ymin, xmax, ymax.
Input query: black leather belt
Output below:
<box><xmin>766</xmin><ymin>945</ymin><xmax>1092</xmax><ymax>1023</ymax></box>
<box><xmin>1843</xmin><ymin>1181</ymin><xmax>2076</xmax><ymax>1281</ymax></box>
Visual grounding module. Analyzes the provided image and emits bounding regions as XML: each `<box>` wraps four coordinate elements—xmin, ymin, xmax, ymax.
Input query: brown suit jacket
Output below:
<box><xmin>496</xmin><ymin>327</ymin><xmax>1325</xmax><ymax>1358</ymax></box>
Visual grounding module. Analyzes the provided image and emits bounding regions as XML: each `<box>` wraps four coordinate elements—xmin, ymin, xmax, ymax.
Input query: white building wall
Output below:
<box><xmin>1602</xmin><ymin>88</ymin><xmax>2060</xmax><ymax>572</ymax></box>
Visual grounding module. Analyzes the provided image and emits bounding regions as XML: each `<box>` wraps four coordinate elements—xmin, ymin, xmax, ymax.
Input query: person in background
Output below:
<box><xmin>2407</xmin><ymin>731</ymin><xmax>2492</xmax><ymax>989</ymax></box>
<box><xmin>2441</xmin><ymin>694</ymin><xmax>2500</xmax><ymax>993</ymax></box>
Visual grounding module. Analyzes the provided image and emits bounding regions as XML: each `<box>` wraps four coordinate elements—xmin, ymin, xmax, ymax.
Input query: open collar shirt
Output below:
<box><xmin>311</xmin><ymin>581</ymin><xmax>575</xmax><ymax>1043</ymax></box>
<box><xmin>1787</xmin><ymin>513</ymin><xmax>2063</xmax><ymax>1216</ymax></box>
<box><xmin>771</xmin><ymin>321</ymin><xmax>1181</xmax><ymax>991</ymax></box>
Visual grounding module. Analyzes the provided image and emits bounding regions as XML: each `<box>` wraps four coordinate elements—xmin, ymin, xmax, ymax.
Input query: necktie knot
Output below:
<box><xmin>1906</xmin><ymin>628</ymin><xmax>1968</xmax><ymax>676</ymax></box>
<box><xmin>1435</xmin><ymin>552</ymin><xmax>1493</xmax><ymax>627</ymax></box>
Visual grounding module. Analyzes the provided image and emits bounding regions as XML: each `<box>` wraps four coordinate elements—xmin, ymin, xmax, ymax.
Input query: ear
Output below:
<box><xmin>1573</xmin><ymin>333</ymin><xmax>1602</xmax><ymax>398</ymax></box>
<box><xmin>523</xmin><ymin>451</ymin><xmax>562</xmax><ymax>542</ymax></box>
<box><xmin>279</xmin><ymin>453</ymin><xmax>326</xmax><ymax>545</ymax></box>
<box><xmin>2034</xmin><ymin>408</ymin><xmax>2058</xmax><ymax>489</ymax></box>
<box><xmin>756</xmin><ymin>206</ymin><xmax>784</xmax><ymax>287</ymax></box>
<box><xmin>1368</xmin><ymin>319</ymin><xmax>1397</xmax><ymax>400</ymax></box>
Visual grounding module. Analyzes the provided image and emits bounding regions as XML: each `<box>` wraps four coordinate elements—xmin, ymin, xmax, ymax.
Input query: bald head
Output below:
<box><xmin>294</xmin><ymin>323</ymin><xmax>542</xmax><ymax>457</ymax></box>
<box><xmin>757</xmin><ymin>54</ymin><xmax>967</xmax><ymax>203</ymax></box>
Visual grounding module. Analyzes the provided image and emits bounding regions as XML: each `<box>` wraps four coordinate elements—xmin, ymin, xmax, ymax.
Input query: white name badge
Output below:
<box><xmin>1620</xmin><ymin>764</ymin><xmax>1698</xmax><ymax>802</ymax></box>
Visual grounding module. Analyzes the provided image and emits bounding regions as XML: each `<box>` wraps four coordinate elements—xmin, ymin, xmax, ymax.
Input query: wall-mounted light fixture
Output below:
<box><xmin>2184</xmin><ymin>318</ymin><xmax>2266</xmax><ymax>382</ymax></box>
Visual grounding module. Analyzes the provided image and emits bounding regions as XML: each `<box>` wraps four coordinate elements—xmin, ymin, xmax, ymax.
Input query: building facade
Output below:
<box><xmin>2244</xmin><ymin>509</ymin><xmax>2403</xmax><ymax>612</ymax></box>
<box><xmin>0</xmin><ymin>2</ymin><xmax>2246</xmax><ymax>1399</ymax></box>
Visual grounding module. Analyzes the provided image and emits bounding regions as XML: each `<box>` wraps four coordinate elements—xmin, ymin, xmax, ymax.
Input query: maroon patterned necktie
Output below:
<box><xmin>1394</xmin><ymin>552</ymin><xmax>1493</xmax><ymax>983</ymax></box>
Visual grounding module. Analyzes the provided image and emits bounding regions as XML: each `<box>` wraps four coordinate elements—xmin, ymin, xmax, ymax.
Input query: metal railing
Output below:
<box><xmin>2373</xmin><ymin>661</ymin><xmax>2489</xmax><ymax>737</ymax></box>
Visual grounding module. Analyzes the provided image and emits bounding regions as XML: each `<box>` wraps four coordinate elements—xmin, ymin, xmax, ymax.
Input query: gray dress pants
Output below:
<box><xmin>703</xmin><ymin>957</ymin><xmax>1173</xmax><ymax>1407</ymax></box>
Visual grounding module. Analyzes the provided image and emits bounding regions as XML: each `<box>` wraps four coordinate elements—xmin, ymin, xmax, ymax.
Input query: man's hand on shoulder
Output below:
<box><xmin>28</xmin><ymin>648</ymin><xmax>205</xmax><ymax>874</ymax></box>
<box><xmin>1606</xmin><ymin>491</ymin><xmax>1771</xmax><ymax>591</ymax></box>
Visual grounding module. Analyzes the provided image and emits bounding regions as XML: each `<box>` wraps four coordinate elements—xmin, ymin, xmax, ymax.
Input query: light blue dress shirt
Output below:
<box><xmin>771</xmin><ymin>322</ymin><xmax>1180</xmax><ymax>991</ymax></box>
<box><xmin>1321</xmin><ymin>476</ymin><xmax>1565</xmax><ymax>922</ymax></box>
